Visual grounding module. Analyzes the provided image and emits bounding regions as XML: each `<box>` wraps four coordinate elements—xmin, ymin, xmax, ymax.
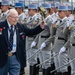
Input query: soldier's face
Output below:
<box><xmin>58</xmin><ymin>11</ymin><xmax>66</xmax><ymax>19</ymax></box>
<box><xmin>66</xmin><ymin>11</ymin><xmax>71</xmax><ymax>17</ymax></box>
<box><xmin>28</xmin><ymin>9</ymin><xmax>34</xmax><ymax>16</ymax></box>
<box><xmin>15</xmin><ymin>7</ymin><xmax>22</xmax><ymax>14</ymax></box>
<box><xmin>1</xmin><ymin>5</ymin><xmax>8</xmax><ymax>12</ymax></box>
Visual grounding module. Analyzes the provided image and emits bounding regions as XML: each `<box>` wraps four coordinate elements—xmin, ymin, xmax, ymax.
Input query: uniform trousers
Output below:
<box><xmin>58</xmin><ymin>53</ymin><xmax>69</xmax><ymax>72</ymax></box>
<box><xmin>39</xmin><ymin>50</ymin><xmax>51</xmax><ymax>69</ymax></box>
<box><xmin>70</xmin><ymin>60</ymin><xmax>75</xmax><ymax>75</ymax></box>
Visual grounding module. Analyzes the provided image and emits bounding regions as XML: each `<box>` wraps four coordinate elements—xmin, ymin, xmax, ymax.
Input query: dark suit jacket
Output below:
<box><xmin>0</xmin><ymin>20</ymin><xmax>43</xmax><ymax>68</ymax></box>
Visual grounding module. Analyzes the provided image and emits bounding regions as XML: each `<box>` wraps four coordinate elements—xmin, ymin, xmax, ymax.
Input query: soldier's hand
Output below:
<box><xmin>30</xmin><ymin>41</ymin><xmax>37</xmax><ymax>48</ymax></box>
<box><xmin>40</xmin><ymin>42</ymin><xmax>46</xmax><ymax>50</ymax></box>
<box><xmin>59</xmin><ymin>46</ymin><xmax>66</xmax><ymax>54</ymax></box>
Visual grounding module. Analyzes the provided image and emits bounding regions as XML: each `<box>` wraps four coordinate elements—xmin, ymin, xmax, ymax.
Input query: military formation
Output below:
<box><xmin>0</xmin><ymin>0</ymin><xmax>75</xmax><ymax>75</ymax></box>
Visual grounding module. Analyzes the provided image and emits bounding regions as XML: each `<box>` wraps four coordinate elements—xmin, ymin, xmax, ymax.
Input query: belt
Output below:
<box><xmin>41</xmin><ymin>36</ymin><xmax>49</xmax><ymax>38</ymax></box>
<box><xmin>28</xmin><ymin>35</ymin><xmax>36</xmax><ymax>38</ymax></box>
<box><xmin>6</xmin><ymin>52</ymin><xmax>16</xmax><ymax>57</ymax></box>
<box><xmin>72</xmin><ymin>44</ymin><xmax>75</xmax><ymax>46</ymax></box>
<box><xmin>58</xmin><ymin>37</ymin><xmax>66</xmax><ymax>41</ymax></box>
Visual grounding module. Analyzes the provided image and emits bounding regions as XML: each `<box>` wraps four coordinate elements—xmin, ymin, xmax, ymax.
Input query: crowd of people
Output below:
<box><xmin>0</xmin><ymin>1</ymin><xmax>75</xmax><ymax>75</ymax></box>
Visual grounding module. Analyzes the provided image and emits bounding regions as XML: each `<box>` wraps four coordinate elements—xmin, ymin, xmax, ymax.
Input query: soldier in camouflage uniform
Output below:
<box><xmin>0</xmin><ymin>1</ymin><xmax>10</xmax><ymax>22</ymax></box>
<box><xmin>26</xmin><ymin>4</ymin><xmax>42</xmax><ymax>75</ymax></box>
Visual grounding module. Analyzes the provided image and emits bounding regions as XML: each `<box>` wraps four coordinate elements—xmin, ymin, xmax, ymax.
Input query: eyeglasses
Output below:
<box><xmin>9</xmin><ymin>15</ymin><xmax>18</xmax><ymax>19</ymax></box>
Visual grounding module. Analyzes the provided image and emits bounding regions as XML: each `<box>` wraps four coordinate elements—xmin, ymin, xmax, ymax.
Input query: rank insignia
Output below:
<box><xmin>53</xmin><ymin>24</ymin><xmax>56</xmax><ymax>28</ymax></box>
<box><xmin>33</xmin><ymin>20</ymin><xmax>37</xmax><ymax>25</ymax></box>
<box><xmin>68</xmin><ymin>26</ymin><xmax>71</xmax><ymax>30</ymax></box>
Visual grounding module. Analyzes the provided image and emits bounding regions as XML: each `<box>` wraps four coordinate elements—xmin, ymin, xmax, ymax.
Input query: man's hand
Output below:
<box><xmin>40</xmin><ymin>21</ymin><xmax>47</xmax><ymax>29</ymax></box>
<box><xmin>59</xmin><ymin>47</ymin><xmax>66</xmax><ymax>54</ymax></box>
<box><xmin>30</xmin><ymin>41</ymin><xmax>36</xmax><ymax>48</ymax></box>
<box><xmin>40</xmin><ymin>42</ymin><xmax>46</xmax><ymax>50</ymax></box>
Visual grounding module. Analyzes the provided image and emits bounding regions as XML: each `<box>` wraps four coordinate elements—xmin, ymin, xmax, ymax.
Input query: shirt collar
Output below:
<box><xmin>7</xmin><ymin>20</ymin><xmax>15</xmax><ymax>30</ymax></box>
<box><xmin>19</xmin><ymin>13</ymin><xmax>24</xmax><ymax>17</ymax></box>
<box><xmin>61</xmin><ymin>17</ymin><xmax>67</xmax><ymax>21</ymax></box>
<box><xmin>31</xmin><ymin>13</ymin><xmax>37</xmax><ymax>19</ymax></box>
<box><xmin>45</xmin><ymin>15</ymin><xmax>51</xmax><ymax>21</ymax></box>
<box><xmin>51</xmin><ymin>13</ymin><xmax>55</xmax><ymax>17</ymax></box>
<box><xmin>3</xmin><ymin>10</ymin><xmax>9</xmax><ymax>15</ymax></box>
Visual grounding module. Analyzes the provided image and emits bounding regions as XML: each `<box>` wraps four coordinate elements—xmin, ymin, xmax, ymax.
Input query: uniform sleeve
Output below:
<box><xmin>33</xmin><ymin>34</ymin><xmax>39</xmax><ymax>43</ymax></box>
<box><xmin>44</xmin><ymin>36</ymin><xmax>55</xmax><ymax>45</ymax></box>
<box><xmin>64</xmin><ymin>38</ymin><xmax>70</xmax><ymax>49</ymax></box>
<box><xmin>23</xmin><ymin>25</ymin><xmax>43</xmax><ymax>36</ymax></box>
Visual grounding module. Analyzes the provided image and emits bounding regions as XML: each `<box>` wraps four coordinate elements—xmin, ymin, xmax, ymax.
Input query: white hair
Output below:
<box><xmin>7</xmin><ymin>8</ymin><xmax>18</xmax><ymax>18</ymax></box>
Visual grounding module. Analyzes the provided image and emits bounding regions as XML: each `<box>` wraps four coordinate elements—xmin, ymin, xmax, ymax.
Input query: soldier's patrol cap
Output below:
<box><xmin>1</xmin><ymin>1</ymin><xmax>10</xmax><ymax>6</ymax></box>
<box><xmin>55</xmin><ymin>2</ymin><xmax>59</xmax><ymax>8</ymax></box>
<box><xmin>51</xmin><ymin>3</ymin><xmax>55</xmax><ymax>8</ymax></box>
<box><xmin>58</xmin><ymin>5</ymin><xmax>67</xmax><ymax>11</ymax></box>
<box><xmin>28</xmin><ymin>4</ymin><xmax>38</xmax><ymax>9</ymax></box>
<box><xmin>67</xmin><ymin>6</ymin><xmax>73</xmax><ymax>10</ymax></box>
<box><xmin>15</xmin><ymin>2</ymin><xmax>24</xmax><ymax>8</ymax></box>
<box><xmin>42</xmin><ymin>3</ymin><xmax>51</xmax><ymax>9</ymax></box>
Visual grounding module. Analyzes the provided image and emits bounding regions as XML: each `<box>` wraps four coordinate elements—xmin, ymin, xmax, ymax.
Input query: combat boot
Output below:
<box><xmin>62</xmin><ymin>72</ymin><xmax>68</xmax><ymax>75</ymax></box>
<box><xmin>42</xmin><ymin>69</ymin><xmax>46</xmax><ymax>75</ymax></box>
<box><xmin>54</xmin><ymin>72</ymin><xmax>62</xmax><ymax>75</ymax></box>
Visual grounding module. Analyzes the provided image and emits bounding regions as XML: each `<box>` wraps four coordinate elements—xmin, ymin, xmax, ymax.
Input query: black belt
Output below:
<box><xmin>41</xmin><ymin>36</ymin><xmax>49</xmax><ymax>38</ymax></box>
<box><xmin>72</xmin><ymin>44</ymin><xmax>75</xmax><ymax>46</ymax></box>
<box><xmin>6</xmin><ymin>52</ymin><xmax>16</xmax><ymax>56</ymax></box>
<box><xmin>58</xmin><ymin>37</ymin><xmax>66</xmax><ymax>42</ymax></box>
<box><xmin>28</xmin><ymin>35</ymin><xmax>36</xmax><ymax>38</ymax></box>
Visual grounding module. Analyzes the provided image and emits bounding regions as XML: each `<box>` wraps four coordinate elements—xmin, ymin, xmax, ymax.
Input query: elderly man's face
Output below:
<box><xmin>7</xmin><ymin>13</ymin><xmax>18</xmax><ymax>25</ymax></box>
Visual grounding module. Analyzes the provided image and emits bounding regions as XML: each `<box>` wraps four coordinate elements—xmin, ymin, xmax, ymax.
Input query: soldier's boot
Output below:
<box><xmin>45</xmin><ymin>67</ymin><xmax>51</xmax><ymax>75</ymax></box>
<box><xmin>30</xmin><ymin>64</ymin><xmax>39</xmax><ymax>75</ymax></box>
<box><xmin>50</xmin><ymin>63</ymin><xmax>55</xmax><ymax>75</ymax></box>
<box><xmin>20</xmin><ymin>67</ymin><xmax>25</xmax><ymax>75</ymax></box>
<box><xmin>67</xmin><ymin>66</ymin><xmax>71</xmax><ymax>75</ymax></box>
<box><xmin>54</xmin><ymin>72</ymin><xmax>62</xmax><ymax>75</ymax></box>
<box><xmin>36</xmin><ymin>58</ymin><xmax>40</xmax><ymax>75</ymax></box>
<box><xmin>30</xmin><ymin>66</ymin><xmax>33</xmax><ymax>75</ymax></box>
<box><xmin>62</xmin><ymin>72</ymin><xmax>69</xmax><ymax>75</ymax></box>
<box><xmin>42</xmin><ymin>69</ymin><xmax>46</xmax><ymax>75</ymax></box>
<box><xmin>30</xmin><ymin>65</ymin><xmax>36</xmax><ymax>75</ymax></box>
<box><xmin>36</xmin><ymin>65</ymin><xmax>39</xmax><ymax>75</ymax></box>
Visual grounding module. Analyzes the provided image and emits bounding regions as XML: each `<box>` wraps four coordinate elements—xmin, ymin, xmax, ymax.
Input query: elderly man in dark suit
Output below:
<box><xmin>0</xmin><ymin>8</ymin><xmax>45</xmax><ymax>75</ymax></box>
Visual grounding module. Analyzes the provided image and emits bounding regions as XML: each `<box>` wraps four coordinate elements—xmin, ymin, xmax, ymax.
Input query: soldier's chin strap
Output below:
<box><xmin>50</xmin><ymin>57</ymin><xmax>75</xmax><ymax>73</ymax></box>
